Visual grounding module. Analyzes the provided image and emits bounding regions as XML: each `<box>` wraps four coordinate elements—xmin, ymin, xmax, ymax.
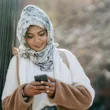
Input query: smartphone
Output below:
<box><xmin>34</xmin><ymin>74</ymin><xmax>48</xmax><ymax>82</ymax></box>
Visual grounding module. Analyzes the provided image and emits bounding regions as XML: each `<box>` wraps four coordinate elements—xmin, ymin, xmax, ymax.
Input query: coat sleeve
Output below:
<box><xmin>2</xmin><ymin>84</ymin><xmax>33</xmax><ymax>110</ymax></box>
<box><xmin>65</xmin><ymin>50</ymin><xmax>95</xmax><ymax>105</ymax></box>
<box><xmin>51</xmin><ymin>80</ymin><xmax>92</xmax><ymax>110</ymax></box>
<box><xmin>2</xmin><ymin>56</ymin><xmax>33</xmax><ymax>110</ymax></box>
<box><xmin>49</xmin><ymin>49</ymin><xmax>95</xmax><ymax>110</ymax></box>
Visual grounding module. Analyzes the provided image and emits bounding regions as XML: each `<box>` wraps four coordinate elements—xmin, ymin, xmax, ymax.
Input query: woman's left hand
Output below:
<box><xmin>42</xmin><ymin>76</ymin><xmax>56</xmax><ymax>98</ymax></box>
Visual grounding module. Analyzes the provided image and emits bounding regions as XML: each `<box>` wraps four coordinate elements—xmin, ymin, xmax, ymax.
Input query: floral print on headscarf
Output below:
<box><xmin>17</xmin><ymin>5</ymin><xmax>55</xmax><ymax>72</ymax></box>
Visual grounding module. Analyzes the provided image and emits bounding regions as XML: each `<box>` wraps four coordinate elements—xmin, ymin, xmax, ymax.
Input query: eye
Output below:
<box><xmin>39</xmin><ymin>30</ymin><xmax>47</xmax><ymax>37</ymax></box>
<box><xmin>25</xmin><ymin>33</ymin><xmax>33</xmax><ymax>38</ymax></box>
<box><xmin>26</xmin><ymin>35</ymin><xmax>33</xmax><ymax>38</ymax></box>
<box><xmin>39</xmin><ymin>31</ymin><xmax>46</xmax><ymax>37</ymax></box>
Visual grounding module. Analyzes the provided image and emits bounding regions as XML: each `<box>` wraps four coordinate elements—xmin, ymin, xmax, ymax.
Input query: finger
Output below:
<box><xmin>43</xmin><ymin>81</ymin><xmax>55</xmax><ymax>87</ymax></box>
<box><xmin>48</xmin><ymin>90</ymin><xmax>54</xmax><ymax>94</ymax></box>
<box><xmin>42</xmin><ymin>81</ymin><xmax>51</xmax><ymax>86</ymax></box>
<box><xmin>34</xmin><ymin>89</ymin><xmax>45</xmax><ymax>94</ymax></box>
<box><xmin>36</xmin><ymin>86</ymin><xmax>49</xmax><ymax>90</ymax></box>
<box><xmin>29</xmin><ymin>85</ymin><xmax>37</xmax><ymax>90</ymax></box>
<box><xmin>48</xmin><ymin>87</ymin><xmax>55</xmax><ymax>91</ymax></box>
<box><xmin>31</xmin><ymin>81</ymin><xmax>41</xmax><ymax>86</ymax></box>
<box><xmin>45</xmin><ymin>88</ymin><xmax>55</xmax><ymax>95</ymax></box>
<box><xmin>48</xmin><ymin>76</ymin><xmax>55</xmax><ymax>82</ymax></box>
<box><xmin>24</xmin><ymin>84</ymin><xmax>37</xmax><ymax>90</ymax></box>
<box><xmin>46</xmin><ymin>90</ymin><xmax>55</xmax><ymax>97</ymax></box>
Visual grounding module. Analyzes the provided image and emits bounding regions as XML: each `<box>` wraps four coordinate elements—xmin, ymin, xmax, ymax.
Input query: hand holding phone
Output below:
<box><xmin>34</xmin><ymin>75</ymin><xmax>56</xmax><ymax>97</ymax></box>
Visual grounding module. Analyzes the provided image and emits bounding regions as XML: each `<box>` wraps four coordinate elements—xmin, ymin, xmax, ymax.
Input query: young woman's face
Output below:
<box><xmin>25</xmin><ymin>25</ymin><xmax>48</xmax><ymax>51</ymax></box>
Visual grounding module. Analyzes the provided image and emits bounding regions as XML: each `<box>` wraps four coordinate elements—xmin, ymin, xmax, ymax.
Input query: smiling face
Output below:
<box><xmin>24</xmin><ymin>25</ymin><xmax>48</xmax><ymax>51</ymax></box>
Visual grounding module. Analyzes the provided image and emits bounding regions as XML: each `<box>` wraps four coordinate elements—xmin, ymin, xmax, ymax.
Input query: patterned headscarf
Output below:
<box><xmin>17</xmin><ymin>5</ymin><xmax>56</xmax><ymax>72</ymax></box>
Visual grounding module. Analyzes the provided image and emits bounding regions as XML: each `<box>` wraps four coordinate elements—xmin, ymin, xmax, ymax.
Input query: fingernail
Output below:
<box><xmin>41</xmin><ymin>81</ymin><xmax>44</xmax><ymax>84</ymax></box>
<box><xmin>46</xmin><ymin>86</ymin><xmax>49</xmax><ymax>88</ymax></box>
<box><xmin>46</xmin><ymin>90</ymin><xmax>50</xmax><ymax>93</ymax></box>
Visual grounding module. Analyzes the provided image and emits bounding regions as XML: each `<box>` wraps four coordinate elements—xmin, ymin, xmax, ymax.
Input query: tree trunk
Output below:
<box><xmin>0</xmin><ymin>0</ymin><xmax>22</xmax><ymax>110</ymax></box>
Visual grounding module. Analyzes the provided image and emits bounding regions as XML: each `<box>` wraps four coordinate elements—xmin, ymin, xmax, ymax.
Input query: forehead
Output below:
<box><xmin>27</xmin><ymin>25</ymin><xmax>45</xmax><ymax>33</ymax></box>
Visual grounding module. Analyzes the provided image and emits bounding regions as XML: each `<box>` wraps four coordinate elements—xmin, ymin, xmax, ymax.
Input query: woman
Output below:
<box><xmin>2</xmin><ymin>5</ymin><xmax>95</xmax><ymax>110</ymax></box>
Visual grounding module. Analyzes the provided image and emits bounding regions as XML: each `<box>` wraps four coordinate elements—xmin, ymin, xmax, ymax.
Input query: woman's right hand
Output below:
<box><xmin>23</xmin><ymin>81</ymin><xmax>49</xmax><ymax>97</ymax></box>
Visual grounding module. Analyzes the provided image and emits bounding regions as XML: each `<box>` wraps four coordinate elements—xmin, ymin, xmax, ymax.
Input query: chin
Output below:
<box><xmin>31</xmin><ymin>45</ymin><xmax>46</xmax><ymax>51</ymax></box>
<box><xmin>34</xmin><ymin>48</ymin><xmax>44</xmax><ymax>52</ymax></box>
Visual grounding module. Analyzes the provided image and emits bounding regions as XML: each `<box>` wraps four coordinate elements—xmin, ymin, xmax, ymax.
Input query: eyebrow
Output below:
<box><xmin>38</xmin><ymin>29</ymin><xmax>47</xmax><ymax>33</ymax></box>
<box><xmin>27</xmin><ymin>29</ymin><xmax>47</xmax><ymax>35</ymax></box>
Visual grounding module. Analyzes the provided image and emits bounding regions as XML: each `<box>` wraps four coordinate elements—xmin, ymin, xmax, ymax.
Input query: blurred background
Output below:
<box><xmin>0</xmin><ymin>0</ymin><xmax>110</xmax><ymax>110</ymax></box>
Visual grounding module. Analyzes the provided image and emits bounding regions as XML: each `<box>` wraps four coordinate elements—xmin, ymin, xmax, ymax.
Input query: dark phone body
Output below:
<box><xmin>34</xmin><ymin>74</ymin><xmax>48</xmax><ymax>82</ymax></box>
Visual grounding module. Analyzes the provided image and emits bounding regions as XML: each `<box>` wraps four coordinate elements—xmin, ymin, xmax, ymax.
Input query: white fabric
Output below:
<box><xmin>2</xmin><ymin>48</ymin><xmax>95</xmax><ymax>110</ymax></box>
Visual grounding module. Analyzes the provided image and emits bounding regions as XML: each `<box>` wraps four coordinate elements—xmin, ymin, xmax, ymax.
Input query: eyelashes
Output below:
<box><xmin>39</xmin><ymin>32</ymin><xmax>46</xmax><ymax>36</ymax></box>
<box><xmin>25</xmin><ymin>35</ymin><xmax>33</xmax><ymax>38</ymax></box>
<box><xmin>25</xmin><ymin>32</ymin><xmax>47</xmax><ymax>39</ymax></box>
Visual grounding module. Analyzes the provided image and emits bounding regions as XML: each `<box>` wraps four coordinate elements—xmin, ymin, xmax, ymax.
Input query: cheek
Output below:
<box><xmin>41</xmin><ymin>36</ymin><xmax>48</xmax><ymax>44</ymax></box>
<box><xmin>45</xmin><ymin>36</ymin><xmax>48</xmax><ymax>43</ymax></box>
<box><xmin>26</xmin><ymin>39</ymin><xmax>33</xmax><ymax>46</ymax></box>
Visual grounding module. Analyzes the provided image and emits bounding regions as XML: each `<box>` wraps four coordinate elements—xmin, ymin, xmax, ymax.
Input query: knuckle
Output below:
<box><xmin>51</xmin><ymin>88</ymin><xmax>54</xmax><ymax>90</ymax></box>
<box><xmin>36</xmin><ymin>86</ymin><xmax>39</xmax><ymax>89</ymax></box>
<box><xmin>37</xmin><ymin>82</ymin><xmax>40</xmax><ymax>85</ymax></box>
<box><xmin>30</xmin><ymin>82</ymin><xmax>34</xmax><ymax>85</ymax></box>
<box><xmin>40</xmin><ymin>86</ymin><xmax>43</xmax><ymax>89</ymax></box>
<box><xmin>44</xmin><ymin>82</ymin><xmax>48</xmax><ymax>85</ymax></box>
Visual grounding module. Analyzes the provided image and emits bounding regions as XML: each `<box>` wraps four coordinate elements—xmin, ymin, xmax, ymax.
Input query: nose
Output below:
<box><xmin>34</xmin><ymin>35</ymin><xmax>41</xmax><ymax>43</ymax></box>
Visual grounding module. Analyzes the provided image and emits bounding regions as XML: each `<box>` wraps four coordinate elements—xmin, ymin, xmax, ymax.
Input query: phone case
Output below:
<box><xmin>34</xmin><ymin>74</ymin><xmax>48</xmax><ymax>82</ymax></box>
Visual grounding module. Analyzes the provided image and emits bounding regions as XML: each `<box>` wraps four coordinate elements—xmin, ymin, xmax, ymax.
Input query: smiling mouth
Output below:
<box><xmin>34</xmin><ymin>44</ymin><xmax>43</xmax><ymax>48</ymax></box>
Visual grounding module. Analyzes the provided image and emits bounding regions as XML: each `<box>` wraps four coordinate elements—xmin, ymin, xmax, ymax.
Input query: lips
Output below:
<box><xmin>34</xmin><ymin>43</ymin><xmax>43</xmax><ymax>48</ymax></box>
